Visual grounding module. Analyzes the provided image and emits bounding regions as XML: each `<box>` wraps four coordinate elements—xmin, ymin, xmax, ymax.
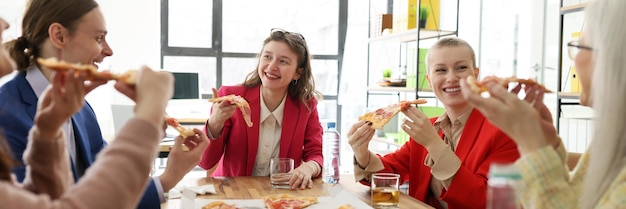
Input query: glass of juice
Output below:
<box><xmin>371</xmin><ymin>173</ymin><xmax>400</xmax><ymax>208</ymax></box>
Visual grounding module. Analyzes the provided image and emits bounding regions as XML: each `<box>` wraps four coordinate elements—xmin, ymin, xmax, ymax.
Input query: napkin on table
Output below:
<box><xmin>167</xmin><ymin>184</ymin><xmax>216</xmax><ymax>199</ymax></box>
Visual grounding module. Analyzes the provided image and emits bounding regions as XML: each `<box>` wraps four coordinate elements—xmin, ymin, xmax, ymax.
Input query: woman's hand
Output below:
<box><xmin>34</xmin><ymin>70</ymin><xmax>105</xmax><ymax>138</ymax></box>
<box><xmin>459</xmin><ymin>78</ymin><xmax>553</xmax><ymax>154</ymax></box>
<box><xmin>160</xmin><ymin>128</ymin><xmax>210</xmax><ymax>191</ymax></box>
<box><xmin>401</xmin><ymin>106</ymin><xmax>443</xmax><ymax>151</ymax></box>
<box><xmin>347</xmin><ymin>121</ymin><xmax>375</xmax><ymax>167</ymax></box>
<box><xmin>521</xmin><ymin>85</ymin><xmax>560</xmax><ymax>148</ymax></box>
<box><xmin>289</xmin><ymin>161</ymin><xmax>318</xmax><ymax>190</ymax></box>
<box><xmin>208</xmin><ymin>100</ymin><xmax>237</xmax><ymax>126</ymax></box>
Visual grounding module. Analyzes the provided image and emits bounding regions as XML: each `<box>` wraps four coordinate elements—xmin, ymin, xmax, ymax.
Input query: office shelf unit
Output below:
<box><xmin>366</xmin><ymin>0</ymin><xmax>458</xmax><ymax>148</ymax></box>
<box><xmin>366</xmin><ymin>0</ymin><xmax>458</xmax><ymax>104</ymax></box>
<box><xmin>556</xmin><ymin>2</ymin><xmax>587</xmax><ymax>130</ymax></box>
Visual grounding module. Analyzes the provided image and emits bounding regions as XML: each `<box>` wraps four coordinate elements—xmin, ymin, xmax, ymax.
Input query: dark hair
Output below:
<box><xmin>4</xmin><ymin>0</ymin><xmax>99</xmax><ymax>71</ymax></box>
<box><xmin>242</xmin><ymin>30</ymin><xmax>322</xmax><ymax>110</ymax></box>
<box><xmin>0</xmin><ymin>130</ymin><xmax>15</xmax><ymax>182</ymax></box>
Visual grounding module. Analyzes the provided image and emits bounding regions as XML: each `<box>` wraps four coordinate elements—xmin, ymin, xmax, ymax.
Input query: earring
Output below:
<box><xmin>291</xmin><ymin>79</ymin><xmax>298</xmax><ymax>85</ymax></box>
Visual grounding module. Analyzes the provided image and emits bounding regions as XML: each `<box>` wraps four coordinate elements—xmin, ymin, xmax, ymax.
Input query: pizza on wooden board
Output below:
<box><xmin>466</xmin><ymin>75</ymin><xmax>553</xmax><ymax>94</ymax></box>
<box><xmin>262</xmin><ymin>194</ymin><xmax>318</xmax><ymax>209</ymax></box>
<box><xmin>358</xmin><ymin>99</ymin><xmax>428</xmax><ymax>129</ymax></box>
<box><xmin>201</xmin><ymin>201</ymin><xmax>241</xmax><ymax>209</ymax></box>
<box><xmin>37</xmin><ymin>57</ymin><xmax>137</xmax><ymax>84</ymax></box>
<box><xmin>209</xmin><ymin>88</ymin><xmax>253</xmax><ymax>127</ymax></box>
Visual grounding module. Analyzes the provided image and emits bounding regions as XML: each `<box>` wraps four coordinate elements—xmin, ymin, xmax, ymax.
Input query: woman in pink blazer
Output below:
<box><xmin>199</xmin><ymin>29</ymin><xmax>324</xmax><ymax>190</ymax></box>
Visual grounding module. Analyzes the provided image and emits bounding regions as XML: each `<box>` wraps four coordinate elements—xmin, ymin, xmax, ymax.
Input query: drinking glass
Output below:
<box><xmin>270</xmin><ymin>158</ymin><xmax>294</xmax><ymax>189</ymax></box>
<box><xmin>371</xmin><ymin>173</ymin><xmax>400</xmax><ymax>208</ymax></box>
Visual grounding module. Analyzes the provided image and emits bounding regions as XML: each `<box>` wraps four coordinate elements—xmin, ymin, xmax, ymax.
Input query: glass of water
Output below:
<box><xmin>270</xmin><ymin>158</ymin><xmax>294</xmax><ymax>189</ymax></box>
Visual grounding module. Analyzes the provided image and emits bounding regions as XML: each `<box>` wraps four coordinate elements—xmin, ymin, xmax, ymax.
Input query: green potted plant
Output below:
<box><xmin>419</xmin><ymin>5</ymin><xmax>430</xmax><ymax>29</ymax></box>
<box><xmin>382</xmin><ymin>68</ymin><xmax>393</xmax><ymax>80</ymax></box>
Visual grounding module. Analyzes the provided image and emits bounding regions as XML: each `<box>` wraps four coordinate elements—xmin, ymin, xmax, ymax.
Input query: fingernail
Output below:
<box><xmin>367</xmin><ymin>121</ymin><xmax>373</xmax><ymax>126</ymax></box>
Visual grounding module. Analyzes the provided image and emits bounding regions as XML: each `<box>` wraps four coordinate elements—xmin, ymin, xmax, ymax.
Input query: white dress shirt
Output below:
<box><xmin>252</xmin><ymin>91</ymin><xmax>287</xmax><ymax>176</ymax></box>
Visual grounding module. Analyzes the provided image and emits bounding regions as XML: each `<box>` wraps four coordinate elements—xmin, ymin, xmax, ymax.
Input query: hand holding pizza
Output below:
<box><xmin>209</xmin><ymin>99</ymin><xmax>238</xmax><ymax>125</ymax></box>
<box><xmin>347</xmin><ymin>121</ymin><xmax>376</xmax><ymax>168</ymax></box>
<box><xmin>34</xmin><ymin>70</ymin><xmax>104</xmax><ymax>138</ymax></box>
<box><xmin>208</xmin><ymin>87</ymin><xmax>253</xmax><ymax>127</ymax></box>
<box><xmin>400</xmin><ymin>106</ymin><xmax>443</xmax><ymax>149</ymax></box>
<box><xmin>460</xmin><ymin>76</ymin><xmax>551</xmax><ymax>154</ymax></box>
<box><xmin>160</xmin><ymin>128</ymin><xmax>209</xmax><ymax>191</ymax></box>
<box><xmin>122</xmin><ymin>66</ymin><xmax>173</xmax><ymax>128</ymax></box>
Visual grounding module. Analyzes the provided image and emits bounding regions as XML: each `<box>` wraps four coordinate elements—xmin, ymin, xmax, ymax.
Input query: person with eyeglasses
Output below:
<box><xmin>0</xmin><ymin>0</ymin><xmax>208</xmax><ymax>208</ymax></box>
<box><xmin>459</xmin><ymin>0</ymin><xmax>626</xmax><ymax>208</ymax></box>
<box><xmin>199</xmin><ymin>28</ymin><xmax>324</xmax><ymax>190</ymax></box>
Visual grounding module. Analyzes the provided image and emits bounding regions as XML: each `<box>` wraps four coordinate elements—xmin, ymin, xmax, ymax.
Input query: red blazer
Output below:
<box><xmin>364</xmin><ymin>109</ymin><xmax>519</xmax><ymax>209</ymax></box>
<box><xmin>199</xmin><ymin>85</ymin><xmax>324</xmax><ymax>177</ymax></box>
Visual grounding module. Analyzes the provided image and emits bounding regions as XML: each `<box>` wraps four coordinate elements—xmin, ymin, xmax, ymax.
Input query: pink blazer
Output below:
<box><xmin>199</xmin><ymin>85</ymin><xmax>324</xmax><ymax>177</ymax></box>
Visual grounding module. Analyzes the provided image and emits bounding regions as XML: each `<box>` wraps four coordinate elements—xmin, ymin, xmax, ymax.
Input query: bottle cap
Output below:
<box><xmin>489</xmin><ymin>163</ymin><xmax>521</xmax><ymax>180</ymax></box>
<box><xmin>327</xmin><ymin>122</ymin><xmax>336</xmax><ymax>129</ymax></box>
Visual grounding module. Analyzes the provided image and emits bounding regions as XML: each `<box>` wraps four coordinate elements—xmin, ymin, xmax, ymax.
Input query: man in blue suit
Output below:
<box><xmin>0</xmin><ymin>1</ymin><xmax>204</xmax><ymax>208</ymax></box>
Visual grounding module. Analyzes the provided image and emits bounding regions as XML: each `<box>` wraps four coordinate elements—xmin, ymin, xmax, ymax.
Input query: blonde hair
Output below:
<box><xmin>425</xmin><ymin>37</ymin><xmax>478</xmax><ymax>72</ymax></box>
<box><xmin>580</xmin><ymin>0</ymin><xmax>626</xmax><ymax>207</ymax></box>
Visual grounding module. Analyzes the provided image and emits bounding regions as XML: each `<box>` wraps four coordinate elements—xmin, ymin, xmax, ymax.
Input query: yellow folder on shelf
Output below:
<box><xmin>570</xmin><ymin>66</ymin><xmax>580</xmax><ymax>92</ymax></box>
<box><xmin>569</xmin><ymin>31</ymin><xmax>582</xmax><ymax>93</ymax></box>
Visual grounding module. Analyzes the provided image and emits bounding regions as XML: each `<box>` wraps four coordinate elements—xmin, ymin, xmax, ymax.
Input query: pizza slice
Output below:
<box><xmin>209</xmin><ymin>88</ymin><xmax>253</xmax><ymax>127</ymax></box>
<box><xmin>358</xmin><ymin>99</ymin><xmax>428</xmax><ymax>130</ymax></box>
<box><xmin>164</xmin><ymin>115</ymin><xmax>195</xmax><ymax>138</ymax></box>
<box><xmin>262</xmin><ymin>194</ymin><xmax>318</xmax><ymax>209</ymax></box>
<box><xmin>37</xmin><ymin>57</ymin><xmax>138</xmax><ymax>84</ymax></box>
<box><xmin>201</xmin><ymin>201</ymin><xmax>241</xmax><ymax>209</ymax></box>
<box><xmin>466</xmin><ymin>75</ymin><xmax>552</xmax><ymax>94</ymax></box>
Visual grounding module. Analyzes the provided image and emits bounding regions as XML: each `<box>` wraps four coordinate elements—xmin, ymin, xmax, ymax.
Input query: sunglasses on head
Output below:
<box><xmin>270</xmin><ymin>28</ymin><xmax>305</xmax><ymax>41</ymax></box>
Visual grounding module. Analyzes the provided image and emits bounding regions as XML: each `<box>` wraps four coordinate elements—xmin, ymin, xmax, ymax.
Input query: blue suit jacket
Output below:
<box><xmin>0</xmin><ymin>72</ymin><xmax>160</xmax><ymax>209</ymax></box>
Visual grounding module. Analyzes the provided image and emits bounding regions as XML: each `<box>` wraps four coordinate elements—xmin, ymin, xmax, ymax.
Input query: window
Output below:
<box><xmin>167</xmin><ymin>0</ymin><xmax>213</xmax><ymax>48</ymax></box>
<box><xmin>161</xmin><ymin>0</ymin><xmax>347</xmax><ymax>128</ymax></box>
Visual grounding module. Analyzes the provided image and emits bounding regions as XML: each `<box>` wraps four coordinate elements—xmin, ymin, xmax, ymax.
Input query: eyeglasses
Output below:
<box><xmin>270</xmin><ymin>28</ymin><xmax>305</xmax><ymax>41</ymax></box>
<box><xmin>567</xmin><ymin>40</ymin><xmax>593</xmax><ymax>60</ymax></box>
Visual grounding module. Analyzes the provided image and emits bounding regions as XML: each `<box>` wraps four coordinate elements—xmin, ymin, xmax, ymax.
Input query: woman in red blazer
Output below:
<box><xmin>348</xmin><ymin>37</ymin><xmax>520</xmax><ymax>209</ymax></box>
<box><xmin>199</xmin><ymin>29</ymin><xmax>324</xmax><ymax>190</ymax></box>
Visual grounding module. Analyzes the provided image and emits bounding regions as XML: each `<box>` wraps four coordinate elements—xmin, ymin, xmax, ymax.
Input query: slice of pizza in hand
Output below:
<box><xmin>37</xmin><ymin>57</ymin><xmax>138</xmax><ymax>84</ymax></box>
<box><xmin>208</xmin><ymin>88</ymin><xmax>253</xmax><ymax>127</ymax></box>
<box><xmin>262</xmin><ymin>194</ymin><xmax>318</xmax><ymax>209</ymax></box>
<box><xmin>358</xmin><ymin>99</ymin><xmax>428</xmax><ymax>130</ymax></box>
<box><xmin>201</xmin><ymin>201</ymin><xmax>241</xmax><ymax>209</ymax></box>
<box><xmin>164</xmin><ymin>115</ymin><xmax>195</xmax><ymax>138</ymax></box>
<box><xmin>466</xmin><ymin>75</ymin><xmax>553</xmax><ymax>94</ymax></box>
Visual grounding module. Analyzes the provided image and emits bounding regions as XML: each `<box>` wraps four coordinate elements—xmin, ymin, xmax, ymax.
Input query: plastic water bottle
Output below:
<box><xmin>487</xmin><ymin>163</ymin><xmax>522</xmax><ymax>209</ymax></box>
<box><xmin>322</xmin><ymin>122</ymin><xmax>340</xmax><ymax>184</ymax></box>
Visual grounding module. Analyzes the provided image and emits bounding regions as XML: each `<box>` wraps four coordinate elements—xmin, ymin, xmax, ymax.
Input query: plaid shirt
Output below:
<box><xmin>515</xmin><ymin>145</ymin><xmax>626</xmax><ymax>208</ymax></box>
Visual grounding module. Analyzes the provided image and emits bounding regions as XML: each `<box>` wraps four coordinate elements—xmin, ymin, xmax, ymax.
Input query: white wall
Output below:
<box><xmin>95</xmin><ymin>0</ymin><xmax>161</xmax><ymax>137</ymax></box>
